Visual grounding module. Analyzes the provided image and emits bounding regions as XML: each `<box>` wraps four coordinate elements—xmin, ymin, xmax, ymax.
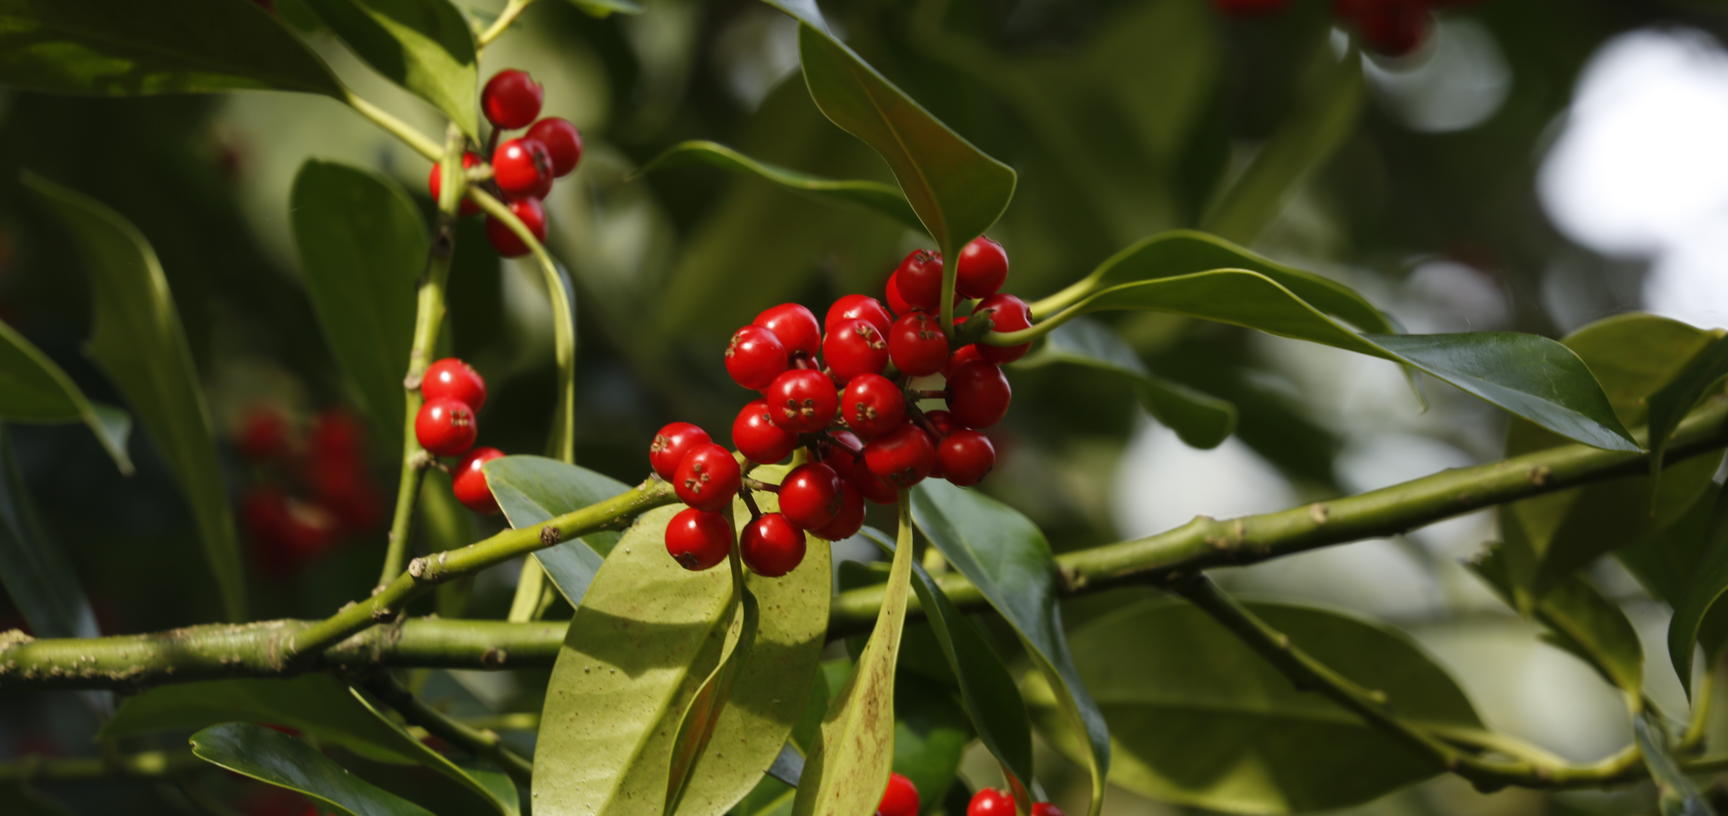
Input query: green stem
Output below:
<box><xmin>1027</xmin><ymin>273</ymin><xmax>1100</xmax><ymax>322</ymax></box>
<box><xmin>365</xmin><ymin>674</ymin><xmax>534</xmax><ymax>785</ymax></box>
<box><xmin>477</xmin><ymin>0</ymin><xmax>536</xmax><ymax>48</ymax></box>
<box><xmin>343</xmin><ymin>88</ymin><xmax>442</xmax><ymax>161</ymax></box>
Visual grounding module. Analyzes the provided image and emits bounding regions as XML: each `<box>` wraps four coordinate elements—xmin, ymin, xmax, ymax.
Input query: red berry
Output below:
<box><xmin>236</xmin><ymin>405</ymin><xmax>289</xmax><ymax>461</ymax></box>
<box><xmin>310</xmin><ymin>408</ymin><xmax>366</xmax><ymax>459</ymax></box>
<box><xmin>732</xmin><ymin>400</ymin><xmax>798</xmax><ymax>464</ymax></box>
<box><xmin>415</xmin><ymin>398</ymin><xmax>477</xmax><ymax>456</ymax></box>
<box><xmin>1030</xmin><ymin>804</ymin><xmax>1067</xmax><ymax>816</ymax></box>
<box><xmin>665</xmin><ymin>507</ymin><xmax>733</xmax><ymax>571</ymax></box>
<box><xmin>810</xmin><ymin>480</ymin><xmax>864</xmax><ymax>541</ymax></box>
<box><xmin>754</xmin><ymin>303</ymin><xmax>822</xmax><ymax>359</ymax></box>
<box><xmin>947</xmin><ymin>361</ymin><xmax>1012</xmax><ymax>429</ymax></box>
<box><xmin>422</xmin><ymin>357</ymin><xmax>487</xmax><ymax>412</ymax></box>
<box><xmin>864</xmin><ymin>423</ymin><xmax>936</xmax><ymax>488</ymax></box>
<box><xmin>484</xmin><ymin>196</ymin><xmax>546</xmax><ymax>258</ymax></box>
<box><xmin>650</xmin><ymin>422</ymin><xmax>711</xmax><ymax>481</ymax></box>
<box><xmin>967</xmin><ymin>789</ymin><xmax>1014</xmax><ymax>816</ymax></box>
<box><xmin>823</xmin><ymin>319</ymin><xmax>889</xmax><ymax>382</ymax></box>
<box><xmin>825</xmin><ymin>295</ymin><xmax>893</xmax><ymax>338</ymax></box>
<box><xmin>924</xmin><ymin>409</ymin><xmax>961</xmax><ymax>438</ymax></box>
<box><xmin>453</xmin><ymin>446</ymin><xmax>506</xmax><ymax>514</ymax></box>
<box><xmin>426</xmin><ymin>151</ymin><xmax>482</xmax><ymax>216</ymax></box>
<box><xmin>885</xmin><ymin>271</ymin><xmax>917</xmax><ymax>317</ymax></box>
<box><xmin>956</xmin><ymin>236</ymin><xmax>1009</xmax><ymax>298</ymax></box>
<box><xmin>493</xmin><ymin>138</ymin><xmax>553</xmax><ymax>200</ymax></box>
<box><xmin>482</xmin><ymin>69</ymin><xmax>543</xmax><ymax>129</ymax></box>
<box><xmin>673</xmin><ymin>443</ymin><xmax>741</xmax><ymax>512</ymax></box>
<box><xmin>842</xmin><ymin>373</ymin><xmax>906</xmax><ymax>439</ymax></box>
<box><xmin>1213</xmin><ymin>0</ymin><xmax>1290</xmax><ymax>16</ymax></box>
<box><xmin>778</xmin><ymin>463</ymin><xmax>843</xmax><ymax>530</ymax></box>
<box><xmin>893</xmin><ymin>249</ymin><xmax>945</xmax><ymax>311</ymax></box>
<box><xmin>1352</xmin><ymin>0</ymin><xmax>1431</xmax><ymax>56</ymax></box>
<box><xmin>848</xmin><ymin>456</ymin><xmax>900</xmax><ymax>504</ymax></box>
<box><xmin>765</xmin><ymin>369</ymin><xmax>839</xmax><ymax>434</ymax></box>
<box><xmin>936</xmin><ymin>430</ymin><xmax>995</xmax><ymax>486</ymax></box>
<box><xmin>741</xmin><ymin>513</ymin><xmax>805</xmax><ymax>577</ymax></box>
<box><xmin>889</xmin><ymin>311</ymin><xmax>949</xmax><ymax>376</ymax></box>
<box><xmin>944</xmin><ymin>344</ymin><xmax>984</xmax><ymax>380</ymax></box>
<box><xmin>974</xmin><ymin>294</ymin><xmax>1032</xmax><ymax>363</ymax></box>
<box><xmin>816</xmin><ymin>429</ymin><xmax>864</xmax><ymax>475</ymax></box>
<box><xmin>725</xmin><ymin>325</ymin><xmax>789</xmax><ymax>390</ymax></box>
<box><xmin>876</xmin><ymin>773</ymin><xmax>920</xmax><ymax>816</ymax></box>
<box><xmin>527</xmin><ymin>117</ymin><xmax>583</xmax><ymax>177</ymax></box>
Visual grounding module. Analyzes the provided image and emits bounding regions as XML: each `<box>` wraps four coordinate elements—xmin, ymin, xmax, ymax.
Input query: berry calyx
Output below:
<box><xmin>823</xmin><ymin>318</ymin><xmax>889</xmax><ymax>382</ymax></box>
<box><xmin>888</xmin><ymin>311</ymin><xmax>949</xmax><ymax>376</ymax></box>
<box><xmin>936</xmin><ymin>430</ymin><xmax>995</xmax><ymax>486</ymax></box>
<box><xmin>876</xmin><ymin>773</ymin><xmax>920</xmax><ymax>816</ymax></box>
<box><xmin>482</xmin><ymin>69</ymin><xmax>543</xmax><ymax>129</ymax></box>
<box><xmin>426</xmin><ymin>151</ymin><xmax>482</xmax><ymax>216</ymax></box>
<box><xmin>484</xmin><ymin>196</ymin><xmax>546</xmax><ymax>258</ymax></box>
<box><xmin>765</xmin><ymin>369</ymin><xmax>839</xmax><ymax>434</ymax></box>
<box><xmin>893</xmin><ymin>249</ymin><xmax>945</xmax><ymax>311</ymax></box>
<box><xmin>526</xmin><ymin>117</ymin><xmax>583</xmax><ymax>177</ymax></box>
<box><xmin>810</xmin><ymin>480</ymin><xmax>864</xmax><ymax>541</ymax></box>
<box><xmin>673</xmin><ymin>442</ymin><xmax>741</xmax><ymax>512</ymax></box>
<box><xmin>967</xmin><ymin>789</ymin><xmax>1013</xmax><ymax>816</ymax></box>
<box><xmin>492</xmin><ymin>138</ymin><xmax>553</xmax><ymax>200</ymax></box>
<box><xmin>725</xmin><ymin>325</ymin><xmax>789</xmax><ymax>390</ymax></box>
<box><xmin>741</xmin><ymin>513</ymin><xmax>806</xmax><ymax>576</ymax></box>
<box><xmin>421</xmin><ymin>357</ymin><xmax>487</xmax><ymax>412</ymax></box>
<box><xmin>841</xmin><ymin>373</ymin><xmax>906</xmax><ymax>439</ymax></box>
<box><xmin>946</xmin><ymin>360</ymin><xmax>1012</xmax><ymax>429</ymax></box>
<box><xmin>665</xmin><ymin>507</ymin><xmax>733</xmax><ymax>571</ymax></box>
<box><xmin>974</xmin><ymin>294</ymin><xmax>1033</xmax><ymax>363</ymax></box>
<box><xmin>863</xmin><ymin>423</ymin><xmax>936</xmax><ymax>487</ymax></box>
<box><xmin>824</xmin><ymin>295</ymin><xmax>893</xmax><ymax>338</ymax></box>
<box><xmin>732</xmin><ymin>400</ymin><xmax>797</xmax><ymax>464</ymax></box>
<box><xmin>415</xmin><ymin>398</ymin><xmax>477</xmax><ymax>456</ymax></box>
<box><xmin>452</xmin><ymin>447</ymin><xmax>505</xmax><ymax>514</ymax></box>
<box><xmin>1031</xmin><ymin>803</ymin><xmax>1067</xmax><ymax>816</ymax></box>
<box><xmin>754</xmin><ymin>303</ymin><xmax>822</xmax><ymax>359</ymax></box>
<box><xmin>955</xmin><ymin>236</ymin><xmax>1009</xmax><ymax>299</ymax></box>
<box><xmin>778</xmin><ymin>463</ymin><xmax>843</xmax><ymax>531</ymax></box>
<box><xmin>650</xmin><ymin>422</ymin><xmax>711</xmax><ymax>480</ymax></box>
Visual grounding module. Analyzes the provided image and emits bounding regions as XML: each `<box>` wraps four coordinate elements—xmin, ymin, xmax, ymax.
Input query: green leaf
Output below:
<box><xmin>26</xmin><ymin>173</ymin><xmax>245</xmax><ymax>621</ymax></box>
<box><xmin>0</xmin><ymin>321</ymin><xmax>132</xmax><ymax>472</ymax></box>
<box><xmin>1471</xmin><ymin>543</ymin><xmax>1643</xmax><ymax>696</ymax></box>
<box><xmin>1015</xmin><ymin>318</ymin><xmax>1235</xmax><ymax>449</ymax></box>
<box><xmin>0</xmin><ymin>0</ymin><xmax>341</xmax><ymax>96</ymax></box>
<box><xmin>301</xmin><ymin>0</ymin><xmax>478</xmax><ymax>138</ymax></box>
<box><xmin>641</xmin><ymin>140</ymin><xmax>922</xmax><ymax>230</ymax></box>
<box><xmin>566</xmin><ymin>0</ymin><xmax>642</xmax><ymax>16</ymax></box>
<box><xmin>891</xmin><ymin>674</ymin><xmax>973</xmax><ymax>810</ymax></box>
<box><xmin>291</xmin><ymin>160</ymin><xmax>425</xmax><ymax>439</ymax></box>
<box><xmin>666</xmin><ymin>581</ymin><xmax>758</xmax><ymax>815</ymax></box>
<box><xmin>1032</xmin><ymin>599</ymin><xmax>1482</xmax><ymax>815</ymax></box>
<box><xmin>0</xmin><ymin>426</ymin><xmax>97</xmax><ymax>639</ymax></box>
<box><xmin>910</xmin><ymin>481</ymin><xmax>1109</xmax><ymax>816</ymax></box>
<box><xmin>1666</xmin><ymin>483</ymin><xmax>1728</xmax><ymax>695</ymax></box>
<box><xmin>1634</xmin><ymin>713</ymin><xmax>1716</xmax><ymax>816</ymax></box>
<box><xmin>1647</xmin><ymin>332</ymin><xmax>1728</xmax><ymax>483</ymax></box>
<box><xmin>484</xmin><ymin>455</ymin><xmax>629</xmax><ymax>605</ymax></box>
<box><xmin>191</xmin><ymin>723</ymin><xmax>436</xmax><ymax>816</ymax></box>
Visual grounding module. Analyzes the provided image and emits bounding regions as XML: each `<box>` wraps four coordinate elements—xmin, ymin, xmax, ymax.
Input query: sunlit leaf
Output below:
<box><xmin>639</xmin><ymin>140</ymin><xmax>921</xmax><ymax>230</ymax></box>
<box><xmin>191</xmin><ymin>723</ymin><xmax>436</xmax><ymax>816</ymax></box>
<box><xmin>0</xmin><ymin>321</ymin><xmax>132</xmax><ymax>472</ymax></box>
<box><xmin>302</xmin><ymin>0</ymin><xmax>478</xmax><ymax>138</ymax></box>
<box><xmin>484</xmin><ymin>455</ymin><xmax>629</xmax><ymax>605</ymax></box>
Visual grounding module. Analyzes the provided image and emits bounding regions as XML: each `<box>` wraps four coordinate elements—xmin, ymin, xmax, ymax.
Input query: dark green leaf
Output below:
<box><xmin>1667</xmin><ymin>483</ymin><xmax>1728</xmax><ymax>695</ymax></box>
<box><xmin>190</xmin><ymin>723</ymin><xmax>435</xmax><ymax>816</ymax></box>
<box><xmin>1472</xmin><ymin>543</ymin><xmax>1643</xmax><ymax>696</ymax></box>
<box><xmin>891</xmin><ymin>674</ymin><xmax>973</xmax><ymax>811</ymax></box>
<box><xmin>1634</xmin><ymin>713</ymin><xmax>1716</xmax><ymax>816</ymax></box>
<box><xmin>0</xmin><ymin>0</ymin><xmax>341</xmax><ymax>96</ymax></box>
<box><xmin>302</xmin><ymin>0</ymin><xmax>478</xmax><ymax>137</ymax></box>
<box><xmin>910</xmin><ymin>481</ymin><xmax>1109</xmax><ymax>816</ymax></box>
<box><xmin>0</xmin><ymin>320</ymin><xmax>132</xmax><ymax>472</ymax></box>
<box><xmin>1647</xmin><ymin>332</ymin><xmax>1728</xmax><ymax>484</ymax></box>
<box><xmin>26</xmin><ymin>173</ymin><xmax>245</xmax><ymax>621</ymax></box>
<box><xmin>640</xmin><ymin>140</ymin><xmax>921</xmax><ymax>229</ymax></box>
<box><xmin>0</xmin><ymin>426</ymin><xmax>97</xmax><ymax>639</ymax></box>
<box><xmin>484</xmin><ymin>455</ymin><xmax>629</xmax><ymax>605</ymax></box>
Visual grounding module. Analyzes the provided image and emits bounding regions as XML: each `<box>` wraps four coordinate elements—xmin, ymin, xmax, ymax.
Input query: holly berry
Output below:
<box><xmin>967</xmin><ymin>789</ymin><xmax>1013</xmax><ymax>816</ymax></box>
<box><xmin>947</xmin><ymin>360</ymin><xmax>1012</xmax><ymax>429</ymax></box>
<box><xmin>493</xmin><ymin>138</ymin><xmax>553</xmax><ymax>200</ymax></box>
<box><xmin>923</xmin><ymin>409</ymin><xmax>961</xmax><ymax>438</ymax></box>
<box><xmin>665</xmin><ymin>507</ymin><xmax>733</xmax><ymax>571</ymax></box>
<box><xmin>810</xmin><ymin>480</ymin><xmax>864</xmax><ymax>541</ymax></box>
<box><xmin>974</xmin><ymin>294</ymin><xmax>1033</xmax><ymax>364</ymax></box>
<box><xmin>893</xmin><ymin>249</ymin><xmax>945</xmax><ymax>311</ymax></box>
<box><xmin>816</xmin><ymin>429</ymin><xmax>864</xmax><ymax>475</ymax></box>
<box><xmin>526</xmin><ymin>117</ymin><xmax>582</xmax><ymax>177</ymax></box>
<box><xmin>452</xmin><ymin>447</ymin><xmax>505</xmax><ymax>514</ymax></box>
<box><xmin>422</xmin><ymin>357</ymin><xmax>487</xmax><ymax>412</ymax></box>
<box><xmin>673</xmin><ymin>442</ymin><xmax>741</xmax><ymax>512</ymax></box>
<box><xmin>863</xmin><ymin>423</ymin><xmax>936</xmax><ymax>487</ymax></box>
<box><xmin>937</xmin><ymin>430</ymin><xmax>995</xmax><ymax>486</ymax></box>
<box><xmin>1031</xmin><ymin>803</ymin><xmax>1067</xmax><ymax>816</ymax></box>
<box><xmin>725</xmin><ymin>325</ymin><xmax>789</xmax><ymax>390</ymax></box>
<box><xmin>415</xmin><ymin>398</ymin><xmax>477</xmax><ymax>456</ymax></box>
<box><xmin>885</xmin><ymin>271</ymin><xmax>917</xmax><ymax>317</ymax></box>
<box><xmin>823</xmin><ymin>318</ymin><xmax>889</xmax><ymax>382</ymax></box>
<box><xmin>765</xmin><ymin>369</ymin><xmax>839</xmax><ymax>434</ymax></box>
<box><xmin>825</xmin><ymin>295</ymin><xmax>893</xmax><ymax>338</ymax></box>
<box><xmin>956</xmin><ymin>236</ymin><xmax>1009</xmax><ymax>299</ymax></box>
<box><xmin>484</xmin><ymin>196</ymin><xmax>546</xmax><ymax>258</ymax></box>
<box><xmin>889</xmin><ymin>311</ymin><xmax>949</xmax><ymax>376</ymax></box>
<box><xmin>732</xmin><ymin>400</ymin><xmax>798</xmax><ymax>464</ymax></box>
<box><xmin>944</xmin><ymin>344</ymin><xmax>983</xmax><ymax>380</ymax></box>
<box><xmin>482</xmin><ymin>69</ymin><xmax>543</xmax><ymax>129</ymax></box>
<box><xmin>1337</xmin><ymin>0</ymin><xmax>1431</xmax><ymax>56</ymax></box>
<box><xmin>236</xmin><ymin>406</ymin><xmax>289</xmax><ymax>461</ymax></box>
<box><xmin>650</xmin><ymin>422</ymin><xmax>711</xmax><ymax>480</ymax></box>
<box><xmin>849</xmin><ymin>456</ymin><xmax>900</xmax><ymax>504</ymax></box>
<box><xmin>841</xmin><ymin>373</ymin><xmax>906</xmax><ymax>439</ymax></box>
<box><xmin>876</xmin><ymin>773</ymin><xmax>920</xmax><ymax>816</ymax></box>
<box><xmin>754</xmin><ymin>302</ymin><xmax>822</xmax><ymax>359</ymax></box>
<box><xmin>426</xmin><ymin>151</ymin><xmax>482</xmax><ymax>216</ymax></box>
<box><xmin>779</xmin><ymin>463</ymin><xmax>843</xmax><ymax>531</ymax></box>
<box><xmin>741</xmin><ymin>513</ymin><xmax>805</xmax><ymax>576</ymax></box>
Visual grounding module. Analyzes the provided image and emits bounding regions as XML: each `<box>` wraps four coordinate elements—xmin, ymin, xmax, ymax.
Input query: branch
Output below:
<box><xmin>364</xmin><ymin>674</ymin><xmax>534</xmax><ymax>785</ymax></box>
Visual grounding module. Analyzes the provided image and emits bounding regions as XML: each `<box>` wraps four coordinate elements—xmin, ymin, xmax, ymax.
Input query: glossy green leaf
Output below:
<box><xmin>191</xmin><ymin>723</ymin><xmax>436</xmax><ymax>816</ymax></box>
<box><xmin>0</xmin><ymin>321</ymin><xmax>132</xmax><ymax>472</ymax></box>
<box><xmin>0</xmin><ymin>426</ymin><xmax>97</xmax><ymax>639</ymax></box>
<box><xmin>483</xmin><ymin>455</ymin><xmax>627</xmax><ymax>606</ymax></box>
<box><xmin>667</xmin><ymin>580</ymin><xmax>757</xmax><ymax>815</ymax></box>
<box><xmin>1647</xmin><ymin>332</ymin><xmax>1728</xmax><ymax>484</ymax></box>
<box><xmin>1031</xmin><ymin>599</ymin><xmax>1482</xmax><ymax>815</ymax></box>
<box><xmin>910</xmin><ymin>480</ymin><xmax>1109</xmax><ymax>816</ymax></box>
<box><xmin>26</xmin><ymin>173</ymin><xmax>245</xmax><ymax>621</ymax></box>
<box><xmin>0</xmin><ymin>0</ymin><xmax>341</xmax><ymax>96</ymax></box>
<box><xmin>566</xmin><ymin>0</ymin><xmax>642</xmax><ymax>16</ymax></box>
<box><xmin>302</xmin><ymin>0</ymin><xmax>477</xmax><ymax>138</ymax></box>
<box><xmin>1666</xmin><ymin>483</ymin><xmax>1728</xmax><ymax>695</ymax></box>
<box><xmin>291</xmin><ymin>160</ymin><xmax>424</xmax><ymax>439</ymax></box>
<box><xmin>640</xmin><ymin>140</ymin><xmax>921</xmax><ymax>230</ymax></box>
<box><xmin>1016</xmin><ymin>318</ymin><xmax>1235</xmax><ymax>449</ymax></box>
<box><xmin>891</xmin><ymin>674</ymin><xmax>973</xmax><ymax>811</ymax></box>
<box><xmin>1634</xmin><ymin>713</ymin><xmax>1716</xmax><ymax>816</ymax></box>
<box><xmin>1471</xmin><ymin>543</ymin><xmax>1643</xmax><ymax>696</ymax></box>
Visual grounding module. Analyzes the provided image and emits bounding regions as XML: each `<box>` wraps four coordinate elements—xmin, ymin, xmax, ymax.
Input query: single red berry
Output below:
<box><xmin>482</xmin><ymin>69</ymin><xmax>543</xmax><ymax>129</ymax></box>
<box><xmin>864</xmin><ymin>423</ymin><xmax>936</xmax><ymax>488</ymax></box>
<box><xmin>924</xmin><ymin>409</ymin><xmax>961</xmax><ymax>438</ymax></box>
<box><xmin>947</xmin><ymin>361</ymin><xmax>1012</xmax><ymax>429</ymax></box>
<box><xmin>732</xmin><ymin>400</ymin><xmax>798</xmax><ymax>464</ymax></box>
<box><xmin>1030</xmin><ymin>803</ymin><xmax>1067</xmax><ymax>816</ymax></box>
<box><xmin>937</xmin><ymin>430</ymin><xmax>995</xmax><ymax>486</ymax></box>
<box><xmin>824</xmin><ymin>294</ymin><xmax>893</xmax><ymax>338</ymax></box>
<box><xmin>1213</xmin><ymin>0</ymin><xmax>1290</xmax><ymax>16</ymax></box>
<box><xmin>741</xmin><ymin>513</ymin><xmax>805</xmax><ymax>577</ymax></box>
<box><xmin>236</xmin><ymin>405</ymin><xmax>289</xmax><ymax>461</ymax></box>
<box><xmin>974</xmin><ymin>294</ymin><xmax>1033</xmax><ymax>363</ymax></box>
<box><xmin>527</xmin><ymin>117</ymin><xmax>583</xmax><ymax>177</ymax></box>
<box><xmin>956</xmin><ymin>236</ymin><xmax>1009</xmax><ymax>299</ymax></box>
<box><xmin>665</xmin><ymin>507</ymin><xmax>733</xmax><ymax>571</ymax></box>
<box><xmin>754</xmin><ymin>302</ymin><xmax>822</xmax><ymax>359</ymax></box>
<box><xmin>422</xmin><ymin>357</ymin><xmax>487</xmax><ymax>412</ymax></box>
<box><xmin>842</xmin><ymin>373</ymin><xmax>907</xmax><ymax>439</ymax></box>
<box><xmin>650</xmin><ymin>422</ymin><xmax>711</xmax><ymax>480</ymax></box>
<box><xmin>944</xmin><ymin>344</ymin><xmax>984</xmax><ymax>380</ymax></box>
<box><xmin>967</xmin><ymin>789</ymin><xmax>1014</xmax><ymax>816</ymax></box>
<box><xmin>426</xmin><ymin>151</ymin><xmax>482</xmax><ymax>216</ymax></box>
<box><xmin>893</xmin><ymin>250</ymin><xmax>945</xmax><ymax>311</ymax></box>
<box><xmin>310</xmin><ymin>408</ymin><xmax>366</xmax><ymax>459</ymax></box>
<box><xmin>876</xmin><ymin>773</ymin><xmax>920</xmax><ymax>816</ymax></box>
<box><xmin>493</xmin><ymin>138</ymin><xmax>554</xmax><ymax>200</ymax></box>
<box><xmin>484</xmin><ymin>196</ymin><xmax>546</xmax><ymax>258</ymax></box>
<box><xmin>307</xmin><ymin>449</ymin><xmax>381</xmax><ymax>532</ymax></box>
<box><xmin>848</xmin><ymin>456</ymin><xmax>900</xmax><ymax>504</ymax></box>
<box><xmin>889</xmin><ymin>311</ymin><xmax>949</xmax><ymax>376</ymax></box>
<box><xmin>765</xmin><ymin>369</ymin><xmax>839</xmax><ymax>434</ymax></box>
<box><xmin>823</xmin><ymin>319</ymin><xmax>889</xmax><ymax>382</ymax></box>
<box><xmin>452</xmin><ymin>447</ymin><xmax>505</xmax><ymax>514</ymax></box>
<box><xmin>816</xmin><ymin>429</ymin><xmax>864</xmax><ymax>475</ymax></box>
<box><xmin>778</xmin><ymin>463</ymin><xmax>843</xmax><ymax>531</ymax></box>
<box><xmin>810</xmin><ymin>480</ymin><xmax>864</xmax><ymax>541</ymax></box>
<box><xmin>415</xmin><ymin>398</ymin><xmax>477</xmax><ymax>456</ymax></box>
<box><xmin>1352</xmin><ymin>0</ymin><xmax>1431</xmax><ymax>56</ymax></box>
<box><xmin>725</xmin><ymin>325</ymin><xmax>789</xmax><ymax>390</ymax></box>
<box><xmin>673</xmin><ymin>442</ymin><xmax>741</xmax><ymax>512</ymax></box>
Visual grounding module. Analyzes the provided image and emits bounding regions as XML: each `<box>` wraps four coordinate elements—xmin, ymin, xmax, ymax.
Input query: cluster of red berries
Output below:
<box><xmin>1212</xmin><ymin>0</ymin><xmax>1481</xmax><ymax>57</ymax></box>
<box><xmin>411</xmin><ymin>357</ymin><xmax>506</xmax><ymax>515</ymax></box>
<box><xmin>427</xmin><ymin>69</ymin><xmax>583</xmax><ymax>258</ymax></box>
<box><xmin>967</xmin><ymin>788</ymin><xmax>1065</xmax><ymax>816</ymax></box>
<box><xmin>237</xmin><ymin>408</ymin><xmax>383</xmax><ymax>572</ymax></box>
<box><xmin>649</xmin><ymin>236</ymin><xmax>1025</xmax><ymax>576</ymax></box>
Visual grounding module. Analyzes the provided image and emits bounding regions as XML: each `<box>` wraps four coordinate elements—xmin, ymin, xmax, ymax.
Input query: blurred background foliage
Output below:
<box><xmin>5</xmin><ymin>0</ymin><xmax>1728</xmax><ymax>813</ymax></box>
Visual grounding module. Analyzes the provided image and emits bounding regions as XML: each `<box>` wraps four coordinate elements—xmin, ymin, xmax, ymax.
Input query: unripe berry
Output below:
<box><xmin>732</xmin><ymin>400</ymin><xmax>798</xmax><ymax>464</ymax></box>
<box><xmin>841</xmin><ymin>373</ymin><xmax>906</xmax><ymax>440</ymax></box>
<box><xmin>415</xmin><ymin>398</ymin><xmax>477</xmax><ymax>456</ymax></box>
<box><xmin>823</xmin><ymin>319</ymin><xmax>889</xmax><ymax>382</ymax></box>
<box><xmin>426</xmin><ymin>151</ymin><xmax>482</xmax><ymax>216</ymax></box>
<box><xmin>889</xmin><ymin>311</ymin><xmax>949</xmax><ymax>376</ymax></box>
<box><xmin>650</xmin><ymin>422</ymin><xmax>711</xmax><ymax>481</ymax></box>
<box><xmin>741</xmin><ymin>513</ymin><xmax>805</xmax><ymax>577</ymax></box>
<box><xmin>484</xmin><ymin>196</ymin><xmax>546</xmax><ymax>258</ymax></box>
<box><xmin>876</xmin><ymin>773</ymin><xmax>920</xmax><ymax>816</ymax></box>
<box><xmin>778</xmin><ymin>463</ymin><xmax>843</xmax><ymax>531</ymax></box>
<box><xmin>810</xmin><ymin>480</ymin><xmax>864</xmax><ymax>541</ymax></box>
<box><xmin>974</xmin><ymin>294</ymin><xmax>1032</xmax><ymax>363</ymax></box>
<box><xmin>665</xmin><ymin>507</ymin><xmax>732</xmax><ymax>571</ymax></box>
<box><xmin>725</xmin><ymin>325</ymin><xmax>789</xmax><ymax>390</ymax></box>
<box><xmin>673</xmin><ymin>443</ymin><xmax>741</xmax><ymax>512</ymax></box>
<box><xmin>421</xmin><ymin>358</ymin><xmax>487</xmax><ymax>412</ymax></box>
<box><xmin>482</xmin><ymin>69</ymin><xmax>543</xmax><ymax>129</ymax></box>
<box><xmin>765</xmin><ymin>369</ymin><xmax>839</xmax><ymax>434</ymax></box>
<box><xmin>493</xmin><ymin>138</ymin><xmax>553</xmax><ymax>200</ymax></box>
<box><xmin>526</xmin><ymin>117</ymin><xmax>583</xmax><ymax>177</ymax></box>
<box><xmin>967</xmin><ymin>789</ymin><xmax>1013</xmax><ymax>816</ymax></box>
<box><xmin>955</xmin><ymin>236</ymin><xmax>1009</xmax><ymax>299</ymax></box>
<box><xmin>452</xmin><ymin>447</ymin><xmax>506</xmax><ymax>513</ymax></box>
<box><xmin>824</xmin><ymin>295</ymin><xmax>892</xmax><ymax>338</ymax></box>
<box><xmin>893</xmin><ymin>249</ymin><xmax>945</xmax><ymax>311</ymax></box>
<box><xmin>864</xmin><ymin>423</ymin><xmax>936</xmax><ymax>488</ymax></box>
<box><xmin>946</xmin><ymin>361</ymin><xmax>1012</xmax><ymax>429</ymax></box>
<box><xmin>936</xmin><ymin>430</ymin><xmax>995</xmax><ymax>486</ymax></box>
<box><xmin>754</xmin><ymin>303</ymin><xmax>822</xmax><ymax>359</ymax></box>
